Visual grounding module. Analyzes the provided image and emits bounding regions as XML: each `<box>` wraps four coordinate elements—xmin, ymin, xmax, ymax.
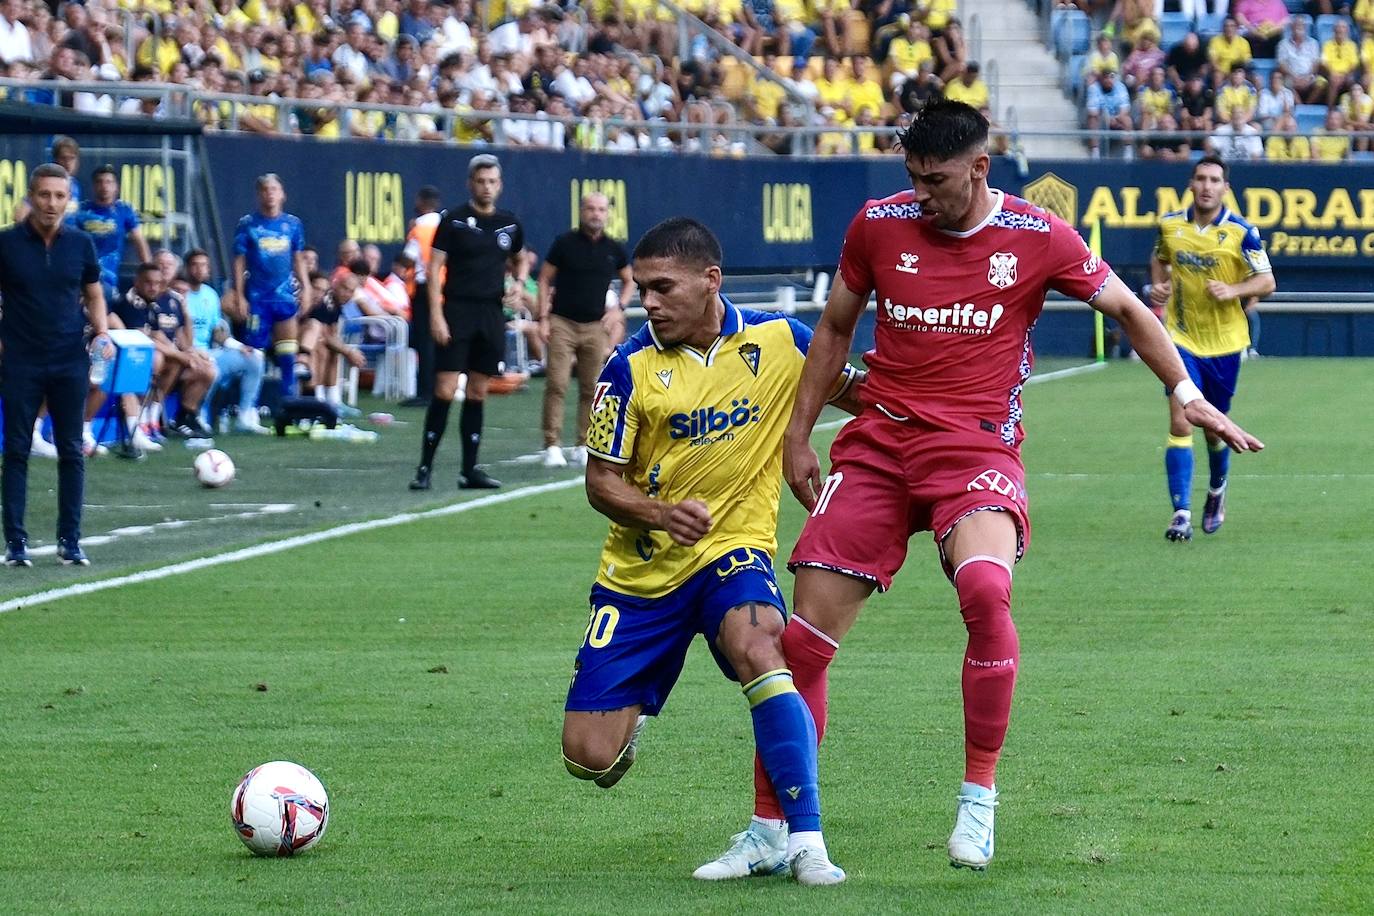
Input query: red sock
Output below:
<box><xmin>955</xmin><ymin>556</ymin><xmax>1019</xmax><ymax>789</ymax></box>
<box><xmin>753</xmin><ymin>616</ymin><xmax>838</xmax><ymax>820</ymax></box>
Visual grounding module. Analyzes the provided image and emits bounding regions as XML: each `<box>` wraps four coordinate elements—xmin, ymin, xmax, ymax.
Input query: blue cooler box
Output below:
<box><xmin>101</xmin><ymin>329</ymin><xmax>155</xmax><ymax>395</ymax></box>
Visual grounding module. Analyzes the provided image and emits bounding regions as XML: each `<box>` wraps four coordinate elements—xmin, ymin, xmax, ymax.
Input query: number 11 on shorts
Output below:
<box><xmin>812</xmin><ymin>472</ymin><xmax>844</xmax><ymax>517</ymax></box>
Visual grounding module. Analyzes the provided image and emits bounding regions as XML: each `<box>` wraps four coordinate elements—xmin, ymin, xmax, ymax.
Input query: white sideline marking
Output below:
<box><xmin>0</xmin><ymin>481</ymin><xmax>581</xmax><ymax>615</ymax></box>
<box><xmin>0</xmin><ymin>362</ymin><xmax>1106</xmax><ymax>615</ymax></box>
<box><xmin>26</xmin><ymin>504</ymin><xmax>297</xmax><ymax>558</ymax></box>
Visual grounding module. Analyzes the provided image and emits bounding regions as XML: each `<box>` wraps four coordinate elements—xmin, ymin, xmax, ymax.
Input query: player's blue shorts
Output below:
<box><xmin>245</xmin><ymin>298</ymin><xmax>299</xmax><ymax>348</ymax></box>
<box><xmin>1167</xmin><ymin>346</ymin><xmax>1242</xmax><ymax>414</ymax></box>
<box><xmin>565</xmin><ymin>548</ymin><xmax>787</xmax><ymax>717</ymax></box>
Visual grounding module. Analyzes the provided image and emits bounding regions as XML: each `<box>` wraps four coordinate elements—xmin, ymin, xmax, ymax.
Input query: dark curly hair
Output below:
<box><xmin>896</xmin><ymin>99</ymin><xmax>989</xmax><ymax>161</ymax></box>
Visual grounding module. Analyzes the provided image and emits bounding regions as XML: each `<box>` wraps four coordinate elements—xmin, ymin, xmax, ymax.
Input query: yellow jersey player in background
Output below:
<box><xmin>1150</xmin><ymin>155</ymin><xmax>1276</xmax><ymax>542</ymax></box>
<box><xmin>560</xmin><ymin>217</ymin><xmax>861</xmax><ymax>886</ymax></box>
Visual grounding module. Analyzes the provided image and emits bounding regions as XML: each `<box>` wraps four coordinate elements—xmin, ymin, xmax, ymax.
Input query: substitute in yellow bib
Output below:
<box><xmin>1150</xmin><ymin>154</ymin><xmax>1275</xmax><ymax>543</ymax></box>
<box><xmin>561</xmin><ymin>218</ymin><xmax>861</xmax><ymax>886</ymax></box>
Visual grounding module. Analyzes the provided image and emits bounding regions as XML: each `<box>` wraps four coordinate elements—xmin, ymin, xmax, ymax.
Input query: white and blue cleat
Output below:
<box><xmin>693</xmin><ymin>825</ymin><xmax>790</xmax><ymax>880</ymax></box>
<box><xmin>948</xmin><ymin>782</ymin><xmax>998</xmax><ymax>872</ymax></box>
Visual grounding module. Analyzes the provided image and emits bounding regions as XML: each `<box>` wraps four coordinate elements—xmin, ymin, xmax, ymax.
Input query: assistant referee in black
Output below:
<box><xmin>0</xmin><ymin>163</ymin><xmax>112</xmax><ymax>567</ymax></box>
<box><xmin>409</xmin><ymin>154</ymin><xmax>526</xmax><ymax>492</ymax></box>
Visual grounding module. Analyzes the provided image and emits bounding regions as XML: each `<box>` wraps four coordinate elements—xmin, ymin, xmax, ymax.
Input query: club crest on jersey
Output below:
<box><xmin>656</xmin><ymin>369</ymin><xmax>673</xmax><ymax>389</ymax></box>
<box><xmin>896</xmin><ymin>252</ymin><xmax>920</xmax><ymax>275</ymax></box>
<box><xmin>496</xmin><ymin>231</ymin><xmax>512</xmax><ymax>250</ymax></box>
<box><xmin>988</xmin><ymin>252</ymin><xmax>1018</xmax><ymax>289</ymax></box>
<box><xmin>738</xmin><ymin>342</ymin><xmax>760</xmax><ymax>376</ymax></box>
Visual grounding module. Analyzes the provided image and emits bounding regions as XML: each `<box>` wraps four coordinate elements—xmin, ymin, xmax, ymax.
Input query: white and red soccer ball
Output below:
<box><xmin>230</xmin><ymin>761</ymin><xmax>330</xmax><ymax>856</ymax></box>
<box><xmin>193</xmin><ymin>449</ymin><xmax>235</xmax><ymax>488</ymax></box>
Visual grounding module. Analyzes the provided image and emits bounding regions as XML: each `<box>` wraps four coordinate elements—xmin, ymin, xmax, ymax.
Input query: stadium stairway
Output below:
<box><xmin>966</xmin><ymin>0</ymin><xmax>1084</xmax><ymax>158</ymax></box>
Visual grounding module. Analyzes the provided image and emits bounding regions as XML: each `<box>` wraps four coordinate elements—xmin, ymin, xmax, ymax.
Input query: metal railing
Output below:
<box><xmin>6</xmin><ymin>77</ymin><xmax>1371</xmax><ymax>160</ymax></box>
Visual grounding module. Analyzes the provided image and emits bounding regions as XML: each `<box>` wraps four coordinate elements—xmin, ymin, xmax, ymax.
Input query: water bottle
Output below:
<box><xmin>89</xmin><ymin>337</ymin><xmax>110</xmax><ymax>387</ymax></box>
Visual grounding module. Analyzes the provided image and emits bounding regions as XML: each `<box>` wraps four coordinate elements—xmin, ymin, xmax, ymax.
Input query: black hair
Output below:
<box><xmin>92</xmin><ymin>163</ymin><xmax>117</xmax><ymax>181</ymax></box>
<box><xmin>185</xmin><ymin>247</ymin><xmax>210</xmax><ymax>263</ymax></box>
<box><xmin>348</xmin><ymin>257</ymin><xmax>371</xmax><ymax>277</ymax></box>
<box><xmin>136</xmin><ymin>262</ymin><xmax>161</xmax><ymax>276</ymax></box>
<box><xmin>896</xmin><ymin>98</ymin><xmax>989</xmax><ymax>161</ymax></box>
<box><xmin>28</xmin><ymin>162</ymin><xmax>70</xmax><ymax>188</ymax></box>
<box><xmin>632</xmin><ymin>217</ymin><xmax>722</xmax><ymax>269</ymax></box>
<box><xmin>308</xmin><ymin>271</ymin><xmax>329</xmax><ymax>285</ymax></box>
<box><xmin>1192</xmin><ymin>154</ymin><xmax>1229</xmax><ymax>182</ymax></box>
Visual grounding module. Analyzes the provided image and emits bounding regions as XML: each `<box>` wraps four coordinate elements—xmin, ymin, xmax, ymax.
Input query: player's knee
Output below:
<box><xmin>954</xmin><ymin>558</ymin><xmax>1013</xmax><ymax>627</ymax></box>
<box><xmin>561</xmin><ymin>735</ymin><xmax>621</xmax><ymax>779</ymax></box>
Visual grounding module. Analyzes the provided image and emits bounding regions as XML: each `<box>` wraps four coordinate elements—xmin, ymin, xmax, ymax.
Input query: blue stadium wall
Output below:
<box><xmin>3</xmin><ymin>131</ymin><xmax>1372</xmax><ymax>355</ymax></box>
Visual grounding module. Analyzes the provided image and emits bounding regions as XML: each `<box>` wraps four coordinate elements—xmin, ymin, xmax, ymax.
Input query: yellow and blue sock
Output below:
<box><xmin>1166</xmin><ymin>435</ymin><xmax>1193</xmax><ymax>511</ymax></box>
<box><xmin>1207</xmin><ymin>439</ymin><xmax>1229</xmax><ymax>492</ymax></box>
<box><xmin>743</xmin><ymin>668</ymin><xmax>820</xmax><ymax>834</ymax></box>
<box><xmin>274</xmin><ymin>341</ymin><xmax>299</xmax><ymax>398</ymax></box>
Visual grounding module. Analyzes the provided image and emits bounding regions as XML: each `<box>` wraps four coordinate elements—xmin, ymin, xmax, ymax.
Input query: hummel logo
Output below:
<box><xmin>896</xmin><ymin>252</ymin><xmax>920</xmax><ymax>274</ymax></box>
<box><xmin>786</xmin><ymin>786</ymin><xmax>801</xmax><ymax>800</ymax></box>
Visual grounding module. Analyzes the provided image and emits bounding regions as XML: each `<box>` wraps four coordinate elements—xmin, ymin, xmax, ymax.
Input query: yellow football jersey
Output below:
<box><xmin>586</xmin><ymin>301</ymin><xmax>853</xmax><ymax>598</ymax></box>
<box><xmin>1153</xmin><ymin>207</ymin><xmax>1272</xmax><ymax>357</ymax></box>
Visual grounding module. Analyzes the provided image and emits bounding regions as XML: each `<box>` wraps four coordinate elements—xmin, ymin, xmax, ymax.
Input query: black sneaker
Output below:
<box><xmin>56</xmin><ymin>540</ymin><xmax>90</xmax><ymax>566</ymax></box>
<box><xmin>458</xmin><ymin>468</ymin><xmax>502</xmax><ymax>490</ymax></box>
<box><xmin>183</xmin><ymin>414</ymin><xmax>215</xmax><ymax>438</ymax></box>
<box><xmin>400</xmin><ymin>397</ymin><xmax>430</xmax><ymax>408</ymax></box>
<box><xmin>408</xmin><ymin>465</ymin><xmax>432</xmax><ymax>491</ymax></box>
<box><xmin>166</xmin><ymin>418</ymin><xmax>197</xmax><ymax>438</ymax></box>
<box><xmin>4</xmin><ymin>540</ymin><xmax>32</xmax><ymax>567</ymax></box>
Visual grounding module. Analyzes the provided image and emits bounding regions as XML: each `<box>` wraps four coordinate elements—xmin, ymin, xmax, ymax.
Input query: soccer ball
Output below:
<box><xmin>230</xmin><ymin>761</ymin><xmax>330</xmax><ymax>857</ymax></box>
<box><xmin>193</xmin><ymin>449</ymin><xmax>235</xmax><ymax>488</ymax></box>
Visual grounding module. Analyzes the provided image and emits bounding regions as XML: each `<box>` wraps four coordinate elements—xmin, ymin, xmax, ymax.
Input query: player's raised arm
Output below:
<box><xmin>1090</xmin><ymin>273</ymin><xmax>1264</xmax><ymax>453</ymax></box>
<box><xmin>783</xmin><ymin>275</ymin><xmax>869</xmax><ymax>511</ymax></box>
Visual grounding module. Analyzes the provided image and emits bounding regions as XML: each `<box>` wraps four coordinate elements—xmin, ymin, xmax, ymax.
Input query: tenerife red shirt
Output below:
<box><xmin>839</xmin><ymin>189</ymin><xmax>1112</xmax><ymax>447</ymax></box>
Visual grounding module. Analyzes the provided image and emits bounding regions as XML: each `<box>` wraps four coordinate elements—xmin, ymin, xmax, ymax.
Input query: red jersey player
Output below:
<box><xmin>694</xmin><ymin>100</ymin><xmax>1263</xmax><ymax>880</ymax></box>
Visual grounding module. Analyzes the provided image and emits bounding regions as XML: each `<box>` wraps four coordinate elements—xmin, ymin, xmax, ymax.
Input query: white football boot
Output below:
<box><xmin>693</xmin><ymin>820</ymin><xmax>789</xmax><ymax>880</ymax></box>
<box><xmin>948</xmin><ymin>781</ymin><xmax>998</xmax><ymax>870</ymax></box>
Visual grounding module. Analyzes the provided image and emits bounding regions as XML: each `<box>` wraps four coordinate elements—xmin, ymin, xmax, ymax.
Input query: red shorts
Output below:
<box><xmin>788</xmin><ymin>410</ymin><xmax>1031</xmax><ymax>591</ymax></box>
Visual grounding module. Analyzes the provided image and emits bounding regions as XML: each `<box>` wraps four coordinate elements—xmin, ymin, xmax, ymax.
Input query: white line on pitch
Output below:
<box><xmin>25</xmin><ymin>504</ymin><xmax>297</xmax><ymax>557</ymax></box>
<box><xmin>0</xmin><ymin>481</ymin><xmax>583</xmax><ymax>616</ymax></box>
<box><xmin>0</xmin><ymin>362</ymin><xmax>1106</xmax><ymax>615</ymax></box>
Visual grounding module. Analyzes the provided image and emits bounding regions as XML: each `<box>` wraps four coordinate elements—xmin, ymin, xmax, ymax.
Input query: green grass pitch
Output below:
<box><xmin>0</xmin><ymin>359</ymin><xmax>1369</xmax><ymax>914</ymax></box>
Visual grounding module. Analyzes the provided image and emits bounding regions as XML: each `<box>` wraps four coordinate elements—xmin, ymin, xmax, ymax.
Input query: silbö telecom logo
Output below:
<box><xmin>668</xmin><ymin>399</ymin><xmax>761</xmax><ymax>445</ymax></box>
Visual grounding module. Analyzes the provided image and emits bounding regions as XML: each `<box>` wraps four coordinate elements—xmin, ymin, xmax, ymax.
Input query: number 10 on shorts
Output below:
<box><xmin>812</xmin><ymin>472</ymin><xmax>844</xmax><ymax>517</ymax></box>
<box><xmin>583</xmin><ymin>605</ymin><xmax>620</xmax><ymax>648</ymax></box>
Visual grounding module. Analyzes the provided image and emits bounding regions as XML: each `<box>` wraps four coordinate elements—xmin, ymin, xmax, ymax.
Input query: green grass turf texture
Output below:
<box><xmin>0</xmin><ymin>358</ymin><xmax>1369</xmax><ymax>914</ymax></box>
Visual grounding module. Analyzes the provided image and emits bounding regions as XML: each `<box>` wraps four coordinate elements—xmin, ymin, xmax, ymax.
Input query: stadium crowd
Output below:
<box><xmin>1065</xmin><ymin>4</ymin><xmax>1373</xmax><ymax>159</ymax></box>
<box><xmin>0</xmin><ymin>0</ymin><xmax>992</xmax><ymax>154</ymax></box>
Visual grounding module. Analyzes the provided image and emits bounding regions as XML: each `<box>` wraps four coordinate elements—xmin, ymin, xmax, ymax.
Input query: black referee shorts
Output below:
<box><xmin>436</xmin><ymin>300</ymin><xmax>505</xmax><ymax>377</ymax></box>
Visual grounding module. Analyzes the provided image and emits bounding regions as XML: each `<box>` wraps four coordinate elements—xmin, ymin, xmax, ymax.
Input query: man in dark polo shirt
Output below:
<box><xmin>408</xmin><ymin>154</ymin><xmax>526</xmax><ymax>492</ymax></box>
<box><xmin>0</xmin><ymin>164</ymin><xmax>113</xmax><ymax>567</ymax></box>
<box><xmin>536</xmin><ymin>193</ymin><xmax>631</xmax><ymax>469</ymax></box>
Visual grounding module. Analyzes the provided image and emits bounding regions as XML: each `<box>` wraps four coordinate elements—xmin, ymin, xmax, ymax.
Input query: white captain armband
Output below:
<box><xmin>826</xmin><ymin>365</ymin><xmax>863</xmax><ymax>403</ymax></box>
<box><xmin>1172</xmin><ymin>378</ymin><xmax>1203</xmax><ymax>408</ymax></box>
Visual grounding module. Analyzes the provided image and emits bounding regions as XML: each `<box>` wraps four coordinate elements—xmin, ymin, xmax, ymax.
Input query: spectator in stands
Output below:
<box><xmin>183</xmin><ymin>249</ymin><xmax>269</xmax><ymax>434</ymax></box>
<box><xmin>536</xmin><ymin>191</ymin><xmax>630</xmax><ymax>469</ymax></box>
<box><xmin>1108</xmin><ymin>0</ymin><xmax>1158</xmax><ymax>49</ymax></box>
<box><xmin>0</xmin><ymin>0</ymin><xmax>34</xmax><ymax>65</ymax></box>
<box><xmin>733</xmin><ymin>0</ymin><xmax>784</xmax><ymax>58</ymax></box>
<box><xmin>1256</xmin><ymin>68</ymin><xmax>1295</xmax><ymax>129</ymax></box>
<box><xmin>810</xmin><ymin>0</ymin><xmax>850</xmax><ymax>58</ymax></box>
<box><xmin>1232</xmin><ymin>0</ymin><xmax>1289</xmax><ymax>58</ymax></box>
<box><xmin>1264</xmin><ymin>110</ymin><xmax>1312</xmax><ymax>159</ymax></box>
<box><xmin>1084</xmin><ymin>33</ymin><xmax>1121</xmax><ymax>86</ymax></box>
<box><xmin>1179</xmin><ymin>72</ymin><xmax>1217</xmax><ymax>141</ymax></box>
<box><xmin>332</xmin><ymin>239</ymin><xmax>362</xmax><ymax>283</ymax></box>
<box><xmin>1137</xmin><ymin>66</ymin><xmax>1177</xmax><ymax>130</ymax></box>
<box><xmin>1339</xmin><ymin>79</ymin><xmax>1373</xmax><ymax>150</ymax></box>
<box><xmin>897</xmin><ymin>58</ymin><xmax>944</xmax><ymax>113</ymax></box>
<box><xmin>1320</xmin><ymin>18</ymin><xmax>1359</xmax><ymax>107</ymax></box>
<box><xmin>888</xmin><ymin>18</ymin><xmax>935</xmax><ymax>91</ymax></box>
<box><xmin>1357</xmin><ymin>0</ymin><xmax>1374</xmax><ymax>36</ymax></box>
<box><xmin>1138</xmin><ymin>113</ymin><xmax>1192</xmax><ymax>159</ymax></box>
<box><xmin>943</xmin><ymin>59</ymin><xmax>990</xmax><ymax>115</ymax></box>
<box><xmin>553</xmin><ymin>55</ymin><xmax>598</xmax><ymax>111</ymax></box>
<box><xmin>1085</xmin><ymin>68</ymin><xmax>1133</xmax><ymax>157</ymax></box>
<box><xmin>1276</xmin><ymin>15</ymin><xmax>1325</xmax><ymax>103</ymax></box>
<box><xmin>1215</xmin><ymin>64</ymin><xmax>1259</xmax><ymax>123</ymax></box>
<box><xmin>1206</xmin><ymin>103</ymin><xmax>1263</xmax><ymax>160</ymax></box>
<box><xmin>1208</xmin><ymin>18</ymin><xmax>1253</xmax><ymax>86</ymax></box>
<box><xmin>1311</xmin><ymin>107</ymin><xmax>1351</xmax><ymax>160</ymax></box>
<box><xmin>931</xmin><ymin>16</ymin><xmax>967</xmax><ymax>83</ymax></box>
<box><xmin>1121</xmin><ymin>27</ymin><xmax>1164</xmax><ymax>90</ymax></box>
<box><xmin>847</xmin><ymin>55</ymin><xmax>886</xmax><ymax>119</ymax></box>
<box><xmin>1166</xmin><ymin>31</ymin><xmax>1210</xmax><ymax>86</ymax></box>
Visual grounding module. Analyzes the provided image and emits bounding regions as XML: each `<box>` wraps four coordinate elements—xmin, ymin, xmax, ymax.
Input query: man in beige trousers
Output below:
<box><xmin>537</xmin><ymin>193</ymin><xmax>632</xmax><ymax>468</ymax></box>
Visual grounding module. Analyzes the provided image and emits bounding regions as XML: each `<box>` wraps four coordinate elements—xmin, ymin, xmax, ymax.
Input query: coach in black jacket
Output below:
<box><xmin>0</xmin><ymin>163</ymin><xmax>113</xmax><ymax>567</ymax></box>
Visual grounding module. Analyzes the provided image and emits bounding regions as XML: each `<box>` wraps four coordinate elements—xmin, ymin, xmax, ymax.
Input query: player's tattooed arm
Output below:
<box><xmin>586</xmin><ymin>456</ymin><xmax>712</xmax><ymax>545</ymax></box>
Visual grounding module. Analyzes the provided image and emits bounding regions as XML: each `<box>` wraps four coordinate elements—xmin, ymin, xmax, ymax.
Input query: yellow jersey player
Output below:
<box><xmin>1151</xmin><ymin>155</ymin><xmax>1276</xmax><ymax>541</ymax></box>
<box><xmin>560</xmin><ymin>218</ymin><xmax>860</xmax><ymax>885</ymax></box>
